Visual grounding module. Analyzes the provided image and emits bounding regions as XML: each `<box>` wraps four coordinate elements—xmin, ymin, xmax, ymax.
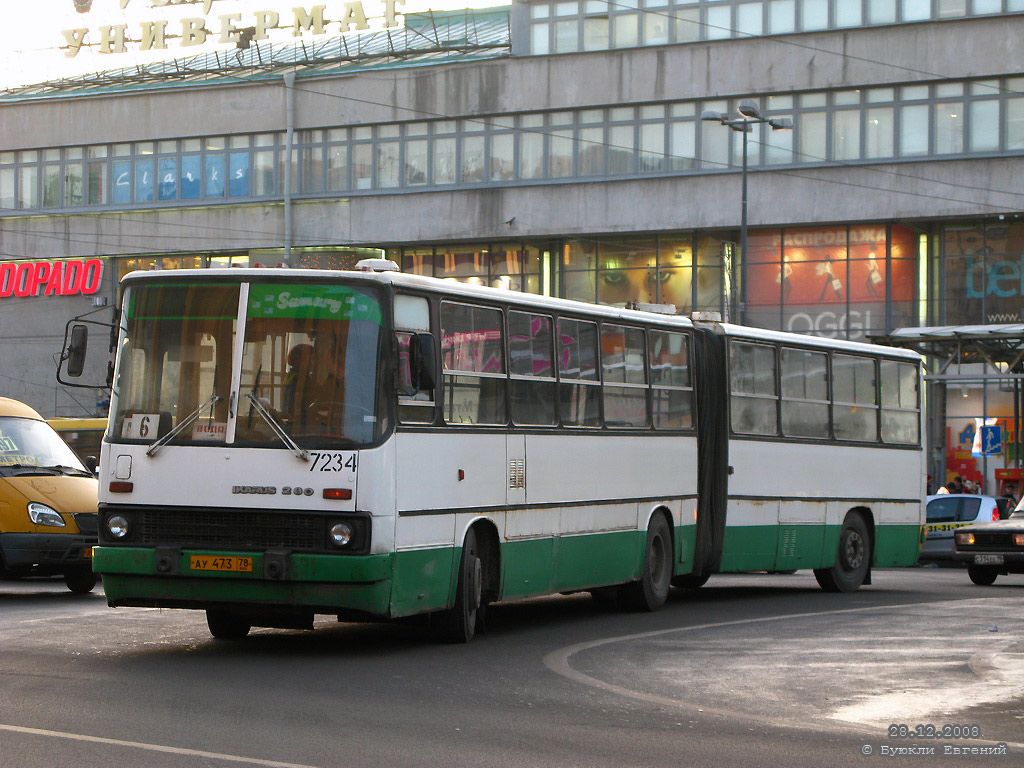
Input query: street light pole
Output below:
<box><xmin>702</xmin><ymin>100</ymin><xmax>792</xmax><ymax>326</ymax></box>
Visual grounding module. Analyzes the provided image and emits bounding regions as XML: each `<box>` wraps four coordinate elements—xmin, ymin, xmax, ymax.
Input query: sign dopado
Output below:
<box><xmin>63</xmin><ymin>0</ymin><xmax>407</xmax><ymax>58</ymax></box>
<box><xmin>0</xmin><ymin>259</ymin><xmax>104</xmax><ymax>298</ymax></box>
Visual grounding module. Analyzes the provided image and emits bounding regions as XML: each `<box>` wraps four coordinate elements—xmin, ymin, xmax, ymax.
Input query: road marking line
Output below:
<box><xmin>543</xmin><ymin>599</ymin><xmax>1024</xmax><ymax>745</ymax></box>
<box><xmin>0</xmin><ymin>724</ymin><xmax>321</xmax><ymax>768</ymax></box>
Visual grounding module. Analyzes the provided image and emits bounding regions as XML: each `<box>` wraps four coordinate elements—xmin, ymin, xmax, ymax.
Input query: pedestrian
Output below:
<box><xmin>1001</xmin><ymin>484</ymin><xmax>1017</xmax><ymax>507</ymax></box>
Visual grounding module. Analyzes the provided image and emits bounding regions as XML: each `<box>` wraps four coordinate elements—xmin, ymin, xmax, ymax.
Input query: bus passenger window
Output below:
<box><xmin>440</xmin><ymin>302</ymin><xmax>506</xmax><ymax>425</ymax></box>
<box><xmin>649</xmin><ymin>330</ymin><xmax>692</xmax><ymax>430</ymax></box>
<box><xmin>557</xmin><ymin>318</ymin><xmax>601</xmax><ymax>427</ymax></box>
<box><xmin>601</xmin><ymin>324</ymin><xmax>648</xmax><ymax>428</ymax></box>
<box><xmin>509</xmin><ymin>311</ymin><xmax>556</xmax><ymax>426</ymax></box>
<box><xmin>730</xmin><ymin>341</ymin><xmax>778</xmax><ymax>436</ymax></box>
<box><xmin>780</xmin><ymin>348</ymin><xmax>829</xmax><ymax>438</ymax></box>
<box><xmin>880</xmin><ymin>360</ymin><xmax>919</xmax><ymax>444</ymax></box>
<box><xmin>832</xmin><ymin>354</ymin><xmax>878</xmax><ymax>442</ymax></box>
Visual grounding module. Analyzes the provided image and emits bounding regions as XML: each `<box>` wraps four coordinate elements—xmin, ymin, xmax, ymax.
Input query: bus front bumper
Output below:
<box><xmin>93</xmin><ymin>546</ymin><xmax>393</xmax><ymax>617</ymax></box>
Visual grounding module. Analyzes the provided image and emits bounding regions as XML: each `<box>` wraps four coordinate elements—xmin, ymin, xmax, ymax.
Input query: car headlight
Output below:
<box><xmin>328</xmin><ymin>521</ymin><xmax>354</xmax><ymax>548</ymax></box>
<box><xmin>106</xmin><ymin>514</ymin><xmax>130</xmax><ymax>539</ymax></box>
<box><xmin>956</xmin><ymin>531</ymin><xmax>975</xmax><ymax>546</ymax></box>
<box><xmin>28</xmin><ymin>503</ymin><xmax>66</xmax><ymax>527</ymax></box>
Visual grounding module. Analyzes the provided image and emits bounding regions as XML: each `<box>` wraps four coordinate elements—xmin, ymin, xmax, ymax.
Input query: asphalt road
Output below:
<box><xmin>0</xmin><ymin>567</ymin><xmax>1021</xmax><ymax>768</ymax></box>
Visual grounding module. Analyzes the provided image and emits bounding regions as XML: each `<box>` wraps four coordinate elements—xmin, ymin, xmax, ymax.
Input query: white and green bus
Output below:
<box><xmin>79</xmin><ymin>261</ymin><xmax>925</xmax><ymax>641</ymax></box>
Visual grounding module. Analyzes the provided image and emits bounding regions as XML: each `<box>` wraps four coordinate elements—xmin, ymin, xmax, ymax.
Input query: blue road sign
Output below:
<box><xmin>980</xmin><ymin>425</ymin><xmax>1003</xmax><ymax>456</ymax></box>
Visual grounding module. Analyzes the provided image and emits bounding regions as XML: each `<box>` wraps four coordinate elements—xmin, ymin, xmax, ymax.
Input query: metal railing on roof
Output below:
<box><xmin>2</xmin><ymin>9</ymin><xmax>511</xmax><ymax>100</ymax></box>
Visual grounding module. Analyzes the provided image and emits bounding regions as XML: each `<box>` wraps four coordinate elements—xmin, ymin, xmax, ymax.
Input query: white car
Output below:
<box><xmin>921</xmin><ymin>494</ymin><xmax>1010</xmax><ymax>562</ymax></box>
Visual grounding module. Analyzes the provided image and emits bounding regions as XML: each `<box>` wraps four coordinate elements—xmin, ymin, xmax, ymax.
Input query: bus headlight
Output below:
<box><xmin>328</xmin><ymin>522</ymin><xmax>354</xmax><ymax>548</ymax></box>
<box><xmin>28</xmin><ymin>503</ymin><xmax>66</xmax><ymax>527</ymax></box>
<box><xmin>106</xmin><ymin>514</ymin><xmax>130</xmax><ymax>539</ymax></box>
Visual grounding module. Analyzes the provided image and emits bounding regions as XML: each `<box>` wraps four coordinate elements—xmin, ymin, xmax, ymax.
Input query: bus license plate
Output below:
<box><xmin>189</xmin><ymin>555</ymin><xmax>253</xmax><ymax>573</ymax></box>
<box><xmin>974</xmin><ymin>554</ymin><xmax>1004</xmax><ymax>565</ymax></box>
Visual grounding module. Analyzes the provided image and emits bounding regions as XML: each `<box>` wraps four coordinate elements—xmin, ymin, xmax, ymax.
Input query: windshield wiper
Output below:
<box><xmin>0</xmin><ymin>464</ymin><xmax>61</xmax><ymax>477</ymax></box>
<box><xmin>244</xmin><ymin>394</ymin><xmax>309</xmax><ymax>461</ymax></box>
<box><xmin>146</xmin><ymin>395</ymin><xmax>221</xmax><ymax>457</ymax></box>
<box><xmin>41</xmin><ymin>464</ymin><xmax>95</xmax><ymax>478</ymax></box>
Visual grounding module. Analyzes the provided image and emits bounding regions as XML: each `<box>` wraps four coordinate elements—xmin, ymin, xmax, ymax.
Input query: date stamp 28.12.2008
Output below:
<box><xmin>858</xmin><ymin>724</ymin><xmax>1010</xmax><ymax>758</ymax></box>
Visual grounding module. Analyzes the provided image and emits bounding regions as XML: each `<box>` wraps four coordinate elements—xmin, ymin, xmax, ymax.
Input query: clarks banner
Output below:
<box><xmin>63</xmin><ymin>0</ymin><xmax>406</xmax><ymax>58</ymax></box>
<box><xmin>0</xmin><ymin>259</ymin><xmax>104</xmax><ymax>298</ymax></box>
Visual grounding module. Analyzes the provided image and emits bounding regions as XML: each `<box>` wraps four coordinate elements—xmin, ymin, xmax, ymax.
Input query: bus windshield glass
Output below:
<box><xmin>111</xmin><ymin>282</ymin><xmax>239</xmax><ymax>444</ymax></box>
<box><xmin>111</xmin><ymin>280</ymin><xmax>387</xmax><ymax>448</ymax></box>
<box><xmin>238</xmin><ymin>282</ymin><xmax>386</xmax><ymax>447</ymax></box>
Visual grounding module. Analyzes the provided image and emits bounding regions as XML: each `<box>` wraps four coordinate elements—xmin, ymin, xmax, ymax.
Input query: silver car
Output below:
<box><xmin>921</xmin><ymin>494</ymin><xmax>1011</xmax><ymax>561</ymax></box>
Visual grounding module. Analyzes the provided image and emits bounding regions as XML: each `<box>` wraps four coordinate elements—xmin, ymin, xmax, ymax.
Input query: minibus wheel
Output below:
<box><xmin>64</xmin><ymin>569</ymin><xmax>98</xmax><ymax>594</ymax></box>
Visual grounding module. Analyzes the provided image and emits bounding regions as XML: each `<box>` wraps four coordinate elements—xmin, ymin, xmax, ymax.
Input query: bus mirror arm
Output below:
<box><xmin>55</xmin><ymin>307</ymin><xmax>118</xmax><ymax>390</ymax></box>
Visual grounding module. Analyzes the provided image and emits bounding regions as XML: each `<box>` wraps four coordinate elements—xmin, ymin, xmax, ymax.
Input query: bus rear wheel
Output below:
<box><xmin>207</xmin><ymin>609</ymin><xmax>251</xmax><ymax>640</ymax></box>
<box><xmin>437</xmin><ymin>528</ymin><xmax>484</xmax><ymax>643</ymax></box>
<box><xmin>968</xmin><ymin>565</ymin><xmax>998</xmax><ymax>586</ymax></box>
<box><xmin>815</xmin><ymin>513</ymin><xmax>870</xmax><ymax>593</ymax></box>
<box><xmin>671</xmin><ymin>572</ymin><xmax>710</xmax><ymax>589</ymax></box>
<box><xmin>622</xmin><ymin>514</ymin><xmax>672</xmax><ymax>611</ymax></box>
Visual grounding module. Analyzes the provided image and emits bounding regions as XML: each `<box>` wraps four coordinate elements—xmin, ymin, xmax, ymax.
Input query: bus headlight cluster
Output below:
<box><xmin>106</xmin><ymin>514</ymin><xmax>130</xmax><ymax>539</ymax></box>
<box><xmin>328</xmin><ymin>521</ymin><xmax>354</xmax><ymax>548</ymax></box>
<box><xmin>28</xmin><ymin>503</ymin><xmax>66</xmax><ymax>527</ymax></box>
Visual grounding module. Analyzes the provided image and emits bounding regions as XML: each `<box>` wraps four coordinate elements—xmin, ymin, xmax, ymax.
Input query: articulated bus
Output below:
<box><xmin>80</xmin><ymin>261</ymin><xmax>925</xmax><ymax>641</ymax></box>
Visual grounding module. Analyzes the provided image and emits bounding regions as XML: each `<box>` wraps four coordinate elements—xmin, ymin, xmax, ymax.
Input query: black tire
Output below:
<box><xmin>968</xmin><ymin>565</ymin><xmax>998</xmax><ymax>586</ymax></box>
<box><xmin>64</xmin><ymin>569</ymin><xmax>98</xmax><ymax>594</ymax></box>
<box><xmin>621</xmin><ymin>514</ymin><xmax>673</xmax><ymax>611</ymax></box>
<box><xmin>0</xmin><ymin>550</ymin><xmax>28</xmax><ymax>581</ymax></box>
<box><xmin>206</xmin><ymin>609</ymin><xmax>251</xmax><ymax>640</ymax></box>
<box><xmin>815</xmin><ymin>513</ymin><xmax>871</xmax><ymax>593</ymax></box>
<box><xmin>671</xmin><ymin>571</ymin><xmax>711</xmax><ymax>589</ymax></box>
<box><xmin>589</xmin><ymin>585</ymin><xmax>623</xmax><ymax>609</ymax></box>
<box><xmin>437</xmin><ymin>528</ymin><xmax>484</xmax><ymax>643</ymax></box>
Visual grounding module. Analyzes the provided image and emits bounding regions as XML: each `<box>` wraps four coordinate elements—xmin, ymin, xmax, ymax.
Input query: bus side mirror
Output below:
<box><xmin>66</xmin><ymin>325</ymin><xmax>89</xmax><ymax>378</ymax></box>
<box><xmin>409</xmin><ymin>332</ymin><xmax>436</xmax><ymax>392</ymax></box>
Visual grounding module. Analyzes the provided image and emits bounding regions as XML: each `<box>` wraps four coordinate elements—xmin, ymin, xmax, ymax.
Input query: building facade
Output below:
<box><xmin>2</xmin><ymin>2</ymin><xmax>1024</xmax><ymax>490</ymax></box>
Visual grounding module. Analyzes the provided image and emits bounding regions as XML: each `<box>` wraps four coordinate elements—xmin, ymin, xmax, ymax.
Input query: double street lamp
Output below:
<box><xmin>701</xmin><ymin>99</ymin><xmax>792</xmax><ymax>325</ymax></box>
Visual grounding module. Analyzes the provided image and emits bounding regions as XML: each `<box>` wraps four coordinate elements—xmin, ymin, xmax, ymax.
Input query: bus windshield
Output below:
<box><xmin>110</xmin><ymin>279</ymin><xmax>387</xmax><ymax>449</ymax></box>
<box><xmin>239</xmin><ymin>282</ymin><xmax>386</xmax><ymax>447</ymax></box>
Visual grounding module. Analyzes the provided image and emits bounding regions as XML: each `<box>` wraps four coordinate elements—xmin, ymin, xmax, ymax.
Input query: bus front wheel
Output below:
<box><xmin>207</xmin><ymin>609</ymin><xmax>251</xmax><ymax>640</ymax></box>
<box><xmin>622</xmin><ymin>514</ymin><xmax>672</xmax><ymax>611</ymax></box>
<box><xmin>437</xmin><ymin>528</ymin><xmax>484</xmax><ymax>643</ymax></box>
<box><xmin>815</xmin><ymin>513</ymin><xmax>870</xmax><ymax>593</ymax></box>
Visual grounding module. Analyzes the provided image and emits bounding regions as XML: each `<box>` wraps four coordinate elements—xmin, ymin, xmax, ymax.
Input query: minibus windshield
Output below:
<box><xmin>0</xmin><ymin>417</ymin><xmax>90</xmax><ymax>477</ymax></box>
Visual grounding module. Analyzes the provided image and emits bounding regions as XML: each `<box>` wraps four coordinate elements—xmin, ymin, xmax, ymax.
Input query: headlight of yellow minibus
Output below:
<box><xmin>28</xmin><ymin>503</ymin><xmax>66</xmax><ymax>527</ymax></box>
